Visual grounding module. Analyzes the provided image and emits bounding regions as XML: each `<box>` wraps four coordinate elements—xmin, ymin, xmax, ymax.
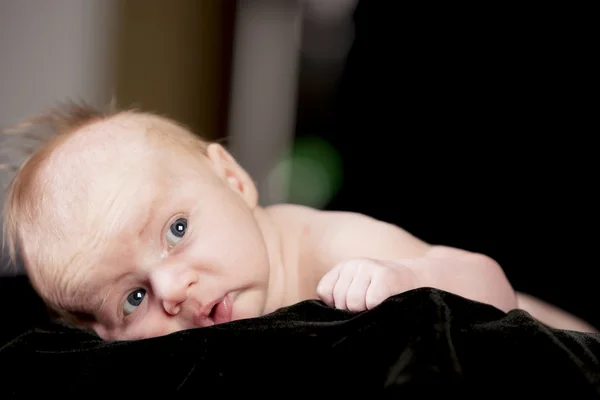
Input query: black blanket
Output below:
<box><xmin>1</xmin><ymin>280</ymin><xmax>600</xmax><ymax>397</ymax></box>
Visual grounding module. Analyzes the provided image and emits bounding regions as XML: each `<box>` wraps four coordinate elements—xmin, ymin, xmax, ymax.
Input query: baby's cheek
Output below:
<box><xmin>92</xmin><ymin>324</ymin><xmax>115</xmax><ymax>341</ymax></box>
<box><xmin>96</xmin><ymin>314</ymin><xmax>178</xmax><ymax>341</ymax></box>
<box><xmin>125</xmin><ymin>317</ymin><xmax>179</xmax><ymax>340</ymax></box>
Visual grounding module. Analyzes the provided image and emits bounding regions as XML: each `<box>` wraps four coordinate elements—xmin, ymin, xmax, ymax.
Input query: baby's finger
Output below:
<box><xmin>366</xmin><ymin>269</ymin><xmax>398</xmax><ymax>310</ymax></box>
<box><xmin>316</xmin><ymin>263</ymin><xmax>342</xmax><ymax>307</ymax></box>
<box><xmin>345</xmin><ymin>265</ymin><xmax>371</xmax><ymax>312</ymax></box>
<box><xmin>332</xmin><ymin>262</ymin><xmax>358</xmax><ymax>309</ymax></box>
<box><xmin>365</xmin><ymin>284</ymin><xmax>390</xmax><ymax>310</ymax></box>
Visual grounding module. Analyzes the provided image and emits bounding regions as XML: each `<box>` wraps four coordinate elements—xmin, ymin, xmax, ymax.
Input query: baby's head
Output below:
<box><xmin>3</xmin><ymin>103</ymin><xmax>275</xmax><ymax>340</ymax></box>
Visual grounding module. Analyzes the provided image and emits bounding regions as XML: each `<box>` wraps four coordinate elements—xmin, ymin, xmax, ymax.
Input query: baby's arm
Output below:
<box><xmin>310</xmin><ymin>211</ymin><xmax>596</xmax><ymax>332</ymax></box>
<box><xmin>311</xmin><ymin>211</ymin><xmax>517</xmax><ymax>312</ymax></box>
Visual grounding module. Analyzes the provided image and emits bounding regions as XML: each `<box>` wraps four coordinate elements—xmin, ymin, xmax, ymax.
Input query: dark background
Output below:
<box><xmin>294</xmin><ymin>1</ymin><xmax>597</xmax><ymax>328</ymax></box>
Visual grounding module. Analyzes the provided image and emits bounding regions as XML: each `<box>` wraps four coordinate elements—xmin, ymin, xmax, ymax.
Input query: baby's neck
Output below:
<box><xmin>253</xmin><ymin>204</ymin><xmax>311</xmax><ymax>315</ymax></box>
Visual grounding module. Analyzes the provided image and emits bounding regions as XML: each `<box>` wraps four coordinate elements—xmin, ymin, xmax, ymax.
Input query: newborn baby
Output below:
<box><xmin>2</xmin><ymin>103</ymin><xmax>595</xmax><ymax>340</ymax></box>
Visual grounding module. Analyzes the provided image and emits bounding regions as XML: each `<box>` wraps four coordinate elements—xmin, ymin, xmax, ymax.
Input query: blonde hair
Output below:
<box><xmin>2</xmin><ymin>101</ymin><xmax>115</xmax><ymax>273</ymax></box>
<box><xmin>2</xmin><ymin>101</ymin><xmax>210</xmax><ymax>277</ymax></box>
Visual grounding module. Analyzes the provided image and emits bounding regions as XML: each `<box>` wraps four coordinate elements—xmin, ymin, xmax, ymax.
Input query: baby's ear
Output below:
<box><xmin>206</xmin><ymin>143</ymin><xmax>258</xmax><ymax>208</ymax></box>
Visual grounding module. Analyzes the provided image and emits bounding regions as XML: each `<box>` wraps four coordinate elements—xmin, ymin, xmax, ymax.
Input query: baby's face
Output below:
<box><xmin>26</xmin><ymin>115</ymin><xmax>272</xmax><ymax>340</ymax></box>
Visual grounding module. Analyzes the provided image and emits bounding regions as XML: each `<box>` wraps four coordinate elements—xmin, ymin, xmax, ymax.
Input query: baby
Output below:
<box><xmin>2</xmin><ymin>103</ymin><xmax>595</xmax><ymax>340</ymax></box>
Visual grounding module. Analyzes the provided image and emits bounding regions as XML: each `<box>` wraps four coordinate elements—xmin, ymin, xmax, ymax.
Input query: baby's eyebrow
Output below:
<box><xmin>138</xmin><ymin>210</ymin><xmax>153</xmax><ymax>239</ymax></box>
<box><xmin>136</xmin><ymin>190</ymin><xmax>162</xmax><ymax>240</ymax></box>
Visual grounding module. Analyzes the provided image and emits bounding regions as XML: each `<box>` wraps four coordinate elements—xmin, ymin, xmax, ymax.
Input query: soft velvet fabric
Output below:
<box><xmin>1</xmin><ymin>276</ymin><xmax>599</xmax><ymax>396</ymax></box>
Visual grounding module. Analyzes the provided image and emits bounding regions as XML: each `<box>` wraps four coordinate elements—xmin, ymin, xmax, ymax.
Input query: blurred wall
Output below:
<box><xmin>226</xmin><ymin>0</ymin><xmax>304</xmax><ymax>205</ymax></box>
<box><xmin>114</xmin><ymin>0</ymin><xmax>235</xmax><ymax>141</ymax></box>
<box><xmin>0</xmin><ymin>0</ymin><xmax>118</xmax><ymax>129</ymax></box>
<box><xmin>226</xmin><ymin>0</ymin><xmax>357</xmax><ymax>207</ymax></box>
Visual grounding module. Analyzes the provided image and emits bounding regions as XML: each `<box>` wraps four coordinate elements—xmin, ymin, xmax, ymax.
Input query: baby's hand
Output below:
<box><xmin>316</xmin><ymin>258</ymin><xmax>419</xmax><ymax>312</ymax></box>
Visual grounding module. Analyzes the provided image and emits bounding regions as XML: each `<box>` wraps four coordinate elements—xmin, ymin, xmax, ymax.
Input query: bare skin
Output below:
<box><xmin>13</xmin><ymin>112</ymin><xmax>596</xmax><ymax>340</ymax></box>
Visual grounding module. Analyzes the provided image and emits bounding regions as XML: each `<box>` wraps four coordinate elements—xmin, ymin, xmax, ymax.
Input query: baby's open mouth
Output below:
<box><xmin>208</xmin><ymin>304</ymin><xmax>217</xmax><ymax>319</ymax></box>
<box><xmin>194</xmin><ymin>296</ymin><xmax>232</xmax><ymax>327</ymax></box>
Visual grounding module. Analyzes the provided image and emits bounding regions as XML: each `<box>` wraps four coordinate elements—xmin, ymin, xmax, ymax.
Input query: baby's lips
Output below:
<box><xmin>213</xmin><ymin>295</ymin><xmax>233</xmax><ymax>325</ymax></box>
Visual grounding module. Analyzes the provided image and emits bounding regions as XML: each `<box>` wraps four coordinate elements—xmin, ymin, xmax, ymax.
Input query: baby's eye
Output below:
<box><xmin>166</xmin><ymin>217</ymin><xmax>187</xmax><ymax>247</ymax></box>
<box><xmin>123</xmin><ymin>288</ymin><xmax>146</xmax><ymax>316</ymax></box>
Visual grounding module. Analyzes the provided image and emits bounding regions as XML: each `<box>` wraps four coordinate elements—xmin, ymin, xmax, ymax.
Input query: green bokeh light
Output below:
<box><xmin>284</xmin><ymin>136</ymin><xmax>343</xmax><ymax>208</ymax></box>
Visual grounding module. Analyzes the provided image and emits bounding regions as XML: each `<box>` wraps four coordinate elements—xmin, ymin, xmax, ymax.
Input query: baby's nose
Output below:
<box><xmin>162</xmin><ymin>300</ymin><xmax>182</xmax><ymax>316</ymax></box>
<box><xmin>149</xmin><ymin>264</ymin><xmax>198</xmax><ymax>313</ymax></box>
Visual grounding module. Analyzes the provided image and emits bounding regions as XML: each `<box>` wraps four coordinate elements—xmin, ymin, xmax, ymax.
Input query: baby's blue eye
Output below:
<box><xmin>166</xmin><ymin>217</ymin><xmax>187</xmax><ymax>247</ymax></box>
<box><xmin>124</xmin><ymin>289</ymin><xmax>146</xmax><ymax>316</ymax></box>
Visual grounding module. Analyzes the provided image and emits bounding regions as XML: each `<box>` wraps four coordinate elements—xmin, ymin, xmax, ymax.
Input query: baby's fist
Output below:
<box><xmin>316</xmin><ymin>258</ymin><xmax>419</xmax><ymax>312</ymax></box>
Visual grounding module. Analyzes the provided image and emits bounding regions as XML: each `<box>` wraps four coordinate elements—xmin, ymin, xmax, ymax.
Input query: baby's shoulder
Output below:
<box><xmin>264</xmin><ymin>203</ymin><xmax>320</xmax><ymax>217</ymax></box>
<box><xmin>265</xmin><ymin>203</ymin><xmax>380</xmax><ymax>246</ymax></box>
<box><xmin>264</xmin><ymin>203</ymin><xmax>365</xmax><ymax>228</ymax></box>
